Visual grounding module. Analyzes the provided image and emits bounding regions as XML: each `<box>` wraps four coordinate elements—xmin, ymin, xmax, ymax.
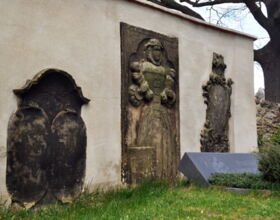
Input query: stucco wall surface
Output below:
<box><xmin>0</xmin><ymin>0</ymin><xmax>257</xmax><ymax>201</ymax></box>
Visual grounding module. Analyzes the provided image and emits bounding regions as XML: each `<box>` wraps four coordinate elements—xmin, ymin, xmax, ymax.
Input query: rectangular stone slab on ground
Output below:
<box><xmin>178</xmin><ymin>152</ymin><xmax>259</xmax><ymax>186</ymax></box>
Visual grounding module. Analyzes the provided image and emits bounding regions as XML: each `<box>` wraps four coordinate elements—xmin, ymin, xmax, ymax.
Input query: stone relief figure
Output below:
<box><xmin>200</xmin><ymin>53</ymin><xmax>233</xmax><ymax>152</ymax></box>
<box><xmin>128</xmin><ymin>39</ymin><xmax>176</xmax><ymax>107</ymax></box>
<box><xmin>6</xmin><ymin>69</ymin><xmax>89</xmax><ymax>208</ymax></box>
<box><xmin>121</xmin><ymin>23</ymin><xmax>179</xmax><ymax>184</ymax></box>
<box><xmin>128</xmin><ymin>39</ymin><xmax>177</xmax><ymax>181</ymax></box>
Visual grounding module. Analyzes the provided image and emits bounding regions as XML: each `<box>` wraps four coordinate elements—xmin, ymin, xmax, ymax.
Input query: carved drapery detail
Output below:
<box><xmin>6</xmin><ymin>69</ymin><xmax>89</xmax><ymax>208</ymax></box>
<box><xmin>121</xmin><ymin>23</ymin><xmax>180</xmax><ymax>184</ymax></box>
<box><xmin>200</xmin><ymin>53</ymin><xmax>233</xmax><ymax>152</ymax></box>
<box><xmin>128</xmin><ymin>39</ymin><xmax>176</xmax><ymax>108</ymax></box>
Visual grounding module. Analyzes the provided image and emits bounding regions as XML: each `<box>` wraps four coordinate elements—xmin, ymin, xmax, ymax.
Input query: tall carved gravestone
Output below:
<box><xmin>6</xmin><ymin>69</ymin><xmax>90</xmax><ymax>208</ymax></box>
<box><xmin>200</xmin><ymin>53</ymin><xmax>233</xmax><ymax>152</ymax></box>
<box><xmin>121</xmin><ymin>23</ymin><xmax>180</xmax><ymax>184</ymax></box>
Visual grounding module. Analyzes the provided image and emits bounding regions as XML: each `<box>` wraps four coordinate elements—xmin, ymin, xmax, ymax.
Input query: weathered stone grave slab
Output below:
<box><xmin>178</xmin><ymin>152</ymin><xmax>259</xmax><ymax>186</ymax></box>
<box><xmin>121</xmin><ymin>23</ymin><xmax>180</xmax><ymax>184</ymax></box>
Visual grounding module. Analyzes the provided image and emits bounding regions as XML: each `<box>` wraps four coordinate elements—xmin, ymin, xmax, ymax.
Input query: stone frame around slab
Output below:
<box><xmin>120</xmin><ymin>22</ymin><xmax>180</xmax><ymax>184</ymax></box>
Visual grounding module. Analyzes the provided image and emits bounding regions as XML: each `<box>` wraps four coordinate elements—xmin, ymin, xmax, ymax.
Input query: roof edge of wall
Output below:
<box><xmin>126</xmin><ymin>0</ymin><xmax>257</xmax><ymax>41</ymax></box>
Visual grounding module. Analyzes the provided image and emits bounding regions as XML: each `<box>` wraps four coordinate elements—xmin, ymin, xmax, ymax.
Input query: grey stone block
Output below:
<box><xmin>178</xmin><ymin>152</ymin><xmax>259</xmax><ymax>186</ymax></box>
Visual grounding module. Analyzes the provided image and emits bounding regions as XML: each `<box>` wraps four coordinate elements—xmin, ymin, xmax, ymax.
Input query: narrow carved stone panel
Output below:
<box><xmin>200</xmin><ymin>53</ymin><xmax>233</xmax><ymax>152</ymax></box>
<box><xmin>7</xmin><ymin>69</ymin><xmax>89</xmax><ymax>208</ymax></box>
<box><xmin>121</xmin><ymin>23</ymin><xmax>180</xmax><ymax>184</ymax></box>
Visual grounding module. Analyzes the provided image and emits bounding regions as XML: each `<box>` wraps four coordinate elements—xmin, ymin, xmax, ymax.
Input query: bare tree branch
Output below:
<box><xmin>154</xmin><ymin>0</ymin><xmax>280</xmax><ymax>102</ymax></box>
<box><xmin>179</xmin><ymin>0</ymin><xmax>271</xmax><ymax>33</ymax></box>
<box><xmin>147</xmin><ymin>0</ymin><xmax>204</xmax><ymax>20</ymax></box>
<box><xmin>244</xmin><ymin>0</ymin><xmax>272</xmax><ymax>32</ymax></box>
<box><xmin>206</xmin><ymin>5</ymin><xmax>247</xmax><ymax>25</ymax></box>
<box><xmin>254</xmin><ymin>42</ymin><xmax>270</xmax><ymax>65</ymax></box>
<box><xmin>180</xmin><ymin>0</ymin><xmax>245</xmax><ymax>7</ymax></box>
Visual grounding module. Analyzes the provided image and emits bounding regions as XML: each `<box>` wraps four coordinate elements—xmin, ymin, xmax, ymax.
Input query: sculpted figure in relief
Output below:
<box><xmin>128</xmin><ymin>38</ymin><xmax>177</xmax><ymax>179</ymax></box>
<box><xmin>128</xmin><ymin>39</ymin><xmax>176</xmax><ymax>107</ymax></box>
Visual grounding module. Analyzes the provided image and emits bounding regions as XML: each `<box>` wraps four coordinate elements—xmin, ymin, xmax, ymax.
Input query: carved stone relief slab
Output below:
<box><xmin>6</xmin><ymin>69</ymin><xmax>89</xmax><ymax>208</ymax></box>
<box><xmin>200</xmin><ymin>53</ymin><xmax>233</xmax><ymax>152</ymax></box>
<box><xmin>121</xmin><ymin>23</ymin><xmax>180</xmax><ymax>184</ymax></box>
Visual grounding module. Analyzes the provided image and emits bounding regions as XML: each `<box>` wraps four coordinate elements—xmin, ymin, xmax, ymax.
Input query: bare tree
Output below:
<box><xmin>149</xmin><ymin>0</ymin><xmax>280</xmax><ymax>103</ymax></box>
<box><xmin>148</xmin><ymin>0</ymin><xmax>204</xmax><ymax>19</ymax></box>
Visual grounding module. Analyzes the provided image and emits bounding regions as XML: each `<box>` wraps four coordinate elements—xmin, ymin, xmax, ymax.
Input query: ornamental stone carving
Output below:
<box><xmin>200</xmin><ymin>53</ymin><xmax>233</xmax><ymax>152</ymax></box>
<box><xmin>121</xmin><ymin>23</ymin><xmax>180</xmax><ymax>184</ymax></box>
<box><xmin>128</xmin><ymin>39</ymin><xmax>176</xmax><ymax>108</ymax></box>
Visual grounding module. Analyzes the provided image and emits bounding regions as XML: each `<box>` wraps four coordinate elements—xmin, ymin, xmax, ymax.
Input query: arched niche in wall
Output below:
<box><xmin>6</xmin><ymin>69</ymin><xmax>90</xmax><ymax>208</ymax></box>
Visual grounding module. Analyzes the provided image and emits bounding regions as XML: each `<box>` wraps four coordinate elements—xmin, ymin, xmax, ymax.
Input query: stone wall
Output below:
<box><xmin>0</xmin><ymin>0</ymin><xmax>257</xmax><ymax>203</ymax></box>
<box><xmin>256</xmin><ymin>98</ymin><xmax>280</xmax><ymax>140</ymax></box>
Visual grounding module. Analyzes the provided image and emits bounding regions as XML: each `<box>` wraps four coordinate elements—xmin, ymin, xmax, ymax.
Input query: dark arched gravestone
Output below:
<box><xmin>6</xmin><ymin>69</ymin><xmax>90</xmax><ymax>208</ymax></box>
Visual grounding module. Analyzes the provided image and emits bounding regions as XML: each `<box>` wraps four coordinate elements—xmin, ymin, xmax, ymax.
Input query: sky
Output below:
<box><xmin>176</xmin><ymin>1</ymin><xmax>269</xmax><ymax>93</ymax></box>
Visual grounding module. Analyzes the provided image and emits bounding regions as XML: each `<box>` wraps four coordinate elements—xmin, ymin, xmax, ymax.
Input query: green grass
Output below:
<box><xmin>1</xmin><ymin>180</ymin><xmax>280</xmax><ymax>220</ymax></box>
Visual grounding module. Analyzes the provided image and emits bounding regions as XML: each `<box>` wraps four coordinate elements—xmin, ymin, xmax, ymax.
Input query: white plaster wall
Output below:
<box><xmin>0</xmin><ymin>0</ymin><xmax>257</xmax><ymax>201</ymax></box>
